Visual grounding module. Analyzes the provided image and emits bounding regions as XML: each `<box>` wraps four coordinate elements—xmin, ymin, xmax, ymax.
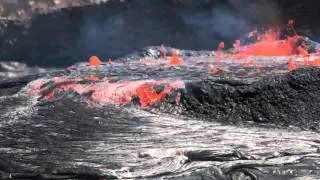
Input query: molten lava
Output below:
<box><xmin>288</xmin><ymin>58</ymin><xmax>297</xmax><ymax>71</ymax></box>
<box><xmin>239</xmin><ymin>30</ymin><xmax>296</xmax><ymax>56</ymax></box>
<box><xmin>136</xmin><ymin>83</ymin><xmax>167</xmax><ymax>107</ymax></box>
<box><xmin>209</xmin><ymin>67</ymin><xmax>221</xmax><ymax>74</ymax></box>
<box><xmin>29</xmin><ymin>77</ymin><xmax>183</xmax><ymax>108</ymax></box>
<box><xmin>309</xmin><ymin>59</ymin><xmax>320</xmax><ymax>67</ymax></box>
<box><xmin>26</xmin><ymin>19</ymin><xmax>320</xmax><ymax>109</ymax></box>
<box><xmin>169</xmin><ymin>51</ymin><xmax>184</xmax><ymax>65</ymax></box>
<box><xmin>237</xmin><ymin>19</ymin><xmax>311</xmax><ymax>57</ymax></box>
<box><xmin>297</xmin><ymin>45</ymin><xmax>309</xmax><ymax>56</ymax></box>
<box><xmin>217</xmin><ymin>41</ymin><xmax>225</xmax><ymax>51</ymax></box>
<box><xmin>242</xmin><ymin>59</ymin><xmax>254</xmax><ymax>67</ymax></box>
<box><xmin>89</xmin><ymin>56</ymin><xmax>102</xmax><ymax>66</ymax></box>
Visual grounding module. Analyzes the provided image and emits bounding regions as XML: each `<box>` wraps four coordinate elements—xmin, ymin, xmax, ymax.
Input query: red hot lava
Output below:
<box><xmin>236</xmin><ymin>20</ymin><xmax>312</xmax><ymax>58</ymax></box>
<box><xmin>28</xmin><ymin>77</ymin><xmax>184</xmax><ymax>108</ymax></box>
<box><xmin>239</xmin><ymin>29</ymin><xmax>296</xmax><ymax>56</ymax></box>
<box><xmin>26</xmin><ymin>19</ymin><xmax>320</xmax><ymax>108</ymax></box>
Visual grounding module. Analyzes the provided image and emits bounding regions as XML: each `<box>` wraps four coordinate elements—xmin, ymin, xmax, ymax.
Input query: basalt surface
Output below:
<box><xmin>26</xmin><ymin>46</ymin><xmax>320</xmax><ymax>130</ymax></box>
<box><xmin>1</xmin><ymin>47</ymin><xmax>320</xmax><ymax>179</ymax></box>
<box><xmin>1</xmin><ymin>1</ymin><xmax>320</xmax><ymax>179</ymax></box>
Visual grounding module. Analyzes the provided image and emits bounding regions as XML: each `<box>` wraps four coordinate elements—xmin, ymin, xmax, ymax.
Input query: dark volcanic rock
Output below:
<box><xmin>1</xmin><ymin>0</ymin><xmax>320</xmax><ymax>67</ymax></box>
<box><xmin>2</xmin><ymin>44</ymin><xmax>320</xmax><ymax>130</ymax></box>
<box><xmin>179</xmin><ymin>68</ymin><xmax>320</xmax><ymax>130</ymax></box>
<box><xmin>1</xmin><ymin>1</ymin><xmax>320</xmax><ymax>179</ymax></box>
<box><xmin>0</xmin><ymin>0</ymin><xmax>303</xmax><ymax>67</ymax></box>
<box><xmin>1</xmin><ymin>54</ymin><xmax>320</xmax><ymax>179</ymax></box>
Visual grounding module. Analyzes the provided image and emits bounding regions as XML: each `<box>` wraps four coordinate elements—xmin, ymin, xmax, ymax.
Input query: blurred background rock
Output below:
<box><xmin>0</xmin><ymin>0</ymin><xmax>111</xmax><ymax>20</ymax></box>
<box><xmin>0</xmin><ymin>0</ymin><xmax>319</xmax><ymax>67</ymax></box>
<box><xmin>0</xmin><ymin>0</ymin><xmax>219</xmax><ymax>20</ymax></box>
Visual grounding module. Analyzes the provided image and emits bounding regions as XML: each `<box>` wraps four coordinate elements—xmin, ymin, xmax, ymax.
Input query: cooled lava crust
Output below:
<box><xmin>1</xmin><ymin>1</ymin><xmax>320</xmax><ymax>179</ymax></box>
<box><xmin>2</xmin><ymin>45</ymin><xmax>318</xmax><ymax>131</ymax></box>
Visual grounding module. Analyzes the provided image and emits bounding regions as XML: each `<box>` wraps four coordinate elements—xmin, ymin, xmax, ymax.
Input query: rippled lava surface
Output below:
<box><xmin>1</xmin><ymin>47</ymin><xmax>320</xmax><ymax>179</ymax></box>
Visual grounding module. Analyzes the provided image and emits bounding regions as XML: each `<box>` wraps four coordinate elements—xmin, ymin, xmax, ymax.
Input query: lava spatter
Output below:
<box><xmin>89</xmin><ymin>56</ymin><xmax>102</xmax><ymax>67</ymax></box>
<box><xmin>24</xmin><ymin>20</ymin><xmax>320</xmax><ymax>112</ymax></box>
<box><xmin>29</xmin><ymin>76</ymin><xmax>184</xmax><ymax>108</ymax></box>
<box><xmin>169</xmin><ymin>51</ymin><xmax>184</xmax><ymax>65</ymax></box>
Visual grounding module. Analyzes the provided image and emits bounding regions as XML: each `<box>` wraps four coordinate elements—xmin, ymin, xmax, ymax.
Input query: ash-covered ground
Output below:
<box><xmin>1</xmin><ymin>0</ymin><xmax>320</xmax><ymax>180</ymax></box>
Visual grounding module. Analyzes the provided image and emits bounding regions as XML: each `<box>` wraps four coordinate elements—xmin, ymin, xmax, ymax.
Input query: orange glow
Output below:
<box><xmin>303</xmin><ymin>56</ymin><xmax>310</xmax><ymax>67</ymax></box>
<box><xmin>234</xmin><ymin>53</ymin><xmax>248</xmax><ymax>60</ymax></box>
<box><xmin>217</xmin><ymin>41</ymin><xmax>225</xmax><ymax>50</ymax></box>
<box><xmin>242</xmin><ymin>59</ymin><xmax>254</xmax><ymax>67</ymax></box>
<box><xmin>43</xmin><ymin>92</ymin><xmax>54</xmax><ymax>100</ymax></box>
<box><xmin>215</xmin><ymin>41</ymin><xmax>228</xmax><ymax>64</ymax></box>
<box><xmin>87</xmin><ymin>75</ymin><xmax>99</xmax><ymax>81</ymax></box>
<box><xmin>89</xmin><ymin>56</ymin><xmax>102</xmax><ymax>66</ymax></box>
<box><xmin>309</xmin><ymin>58</ymin><xmax>320</xmax><ymax>67</ymax></box>
<box><xmin>169</xmin><ymin>51</ymin><xmax>184</xmax><ymax>65</ymax></box>
<box><xmin>136</xmin><ymin>84</ymin><xmax>167</xmax><ymax>107</ymax></box>
<box><xmin>209</xmin><ymin>67</ymin><xmax>221</xmax><ymax>74</ymax></box>
<box><xmin>238</xmin><ymin>20</ymin><xmax>307</xmax><ymax>57</ymax></box>
<box><xmin>223</xmin><ymin>54</ymin><xmax>231</xmax><ymax>59</ymax></box>
<box><xmin>31</xmin><ymin>78</ymin><xmax>183</xmax><ymax>107</ymax></box>
<box><xmin>288</xmin><ymin>58</ymin><xmax>297</xmax><ymax>71</ymax></box>
<box><xmin>298</xmin><ymin>48</ymin><xmax>309</xmax><ymax>56</ymax></box>
<box><xmin>239</xmin><ymin>30</ymin><xmax>297</xmax><ymax>56</ymax></box>
<box><xmin>31</xmin><ymin>19</ymin><xmax>320</xmax><ymax>110</ymax></box>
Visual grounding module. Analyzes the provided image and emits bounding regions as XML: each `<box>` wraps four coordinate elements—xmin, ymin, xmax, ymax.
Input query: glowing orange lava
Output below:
<box><xmin>288</xmin><ymin>58</ymin><xmax>297</xmax><ymax>71</ymax></box>
<box><xmin>217</xmin><ymin>41</ymin><xmax>225</xmax><ymax>50</ymax></box>
<box><xmin>29</xmin><ymin>77</ymin><xmax>183</xmax><ymax>108</ymax></box>
<box><xmin>242</xmin><ymin>59</ymin><xmax>254</xmax><ymax>67</ymax></box>
<box><xmin>209</xmin><ymin>67</ymin><xmax>221</xmax><ymax>74</ymax></box>
<box><xmin>169</xmin><ymin>51</ymin><xmax>184</xmax><ymax>65</ymax></box>
<box><xmin>239</xmin><ymin>30</ymin><xmax>296</xmax><ymax>56</ymax></box>
<box><xmin>29</xmin><ymin>19</ymin><xmax>320</xmax><ymax>109</ymax></box>
<box><xmin>309</xmin><ymin>58</ymin><xmax>320</xmax><ymax>67</ymax></box>
<box><xmin>136</xmin><ymin>84</ymin><xmax>166</xmax><ymax>107</ymax></box>
<box><xmin>89</xmin><ymin>56</ymin><xmax>102</xmax><ymax>66</ymax></box>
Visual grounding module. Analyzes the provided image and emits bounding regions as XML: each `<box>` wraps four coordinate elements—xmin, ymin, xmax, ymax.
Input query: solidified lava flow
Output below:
<box><xmin>2</xmin><ymin>5</ymin><xmax>320</xmax><ymax>178</ymax></box>
<box><xmin>24</xmin><ymin>20</ymin><xmax>320</xmax><ymax>127</ymax></box>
